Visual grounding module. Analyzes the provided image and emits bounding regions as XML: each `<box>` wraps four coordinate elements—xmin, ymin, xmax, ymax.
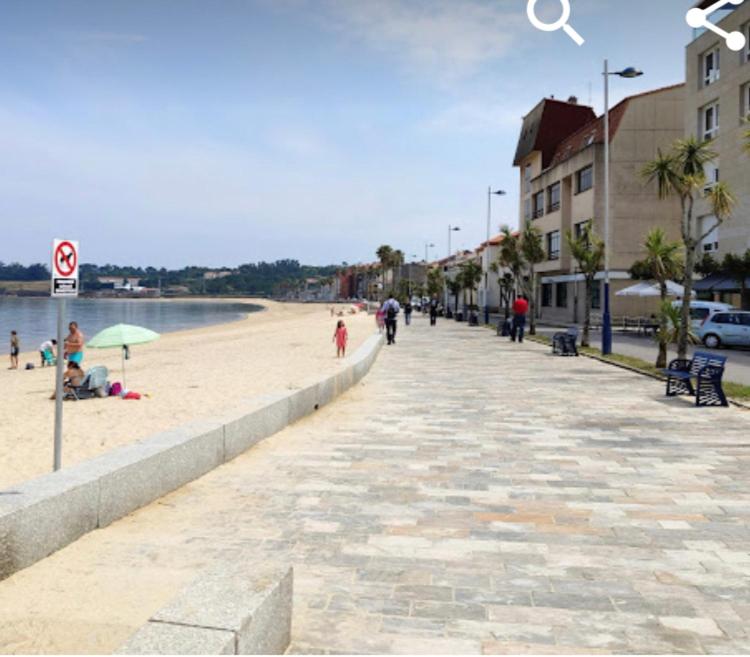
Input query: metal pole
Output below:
<box><xmin>53</xmin><ymin>298</ymin><xmax>65</xmax><ymax>471</ymax></box>
<box><xmin>484</xmin><ymin>187</ymin><xmax>491</xmax><ymax>325</ymax></box>
<box><xmin>602</xmin><ymin>59</ymin><xmax>613</xmax><ymax>356</ymax></box>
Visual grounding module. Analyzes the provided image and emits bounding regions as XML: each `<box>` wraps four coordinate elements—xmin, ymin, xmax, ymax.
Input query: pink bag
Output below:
<box><xmin>110</xmin><ymin>382</ymin><xmax>122</xmax><ymax>396</ymax></box>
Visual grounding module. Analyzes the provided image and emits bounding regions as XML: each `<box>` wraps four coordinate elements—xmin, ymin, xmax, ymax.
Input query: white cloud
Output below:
<box><xmin>278</xmin><ymin>0</ymin><xmax>526</xmax><ymax>83</ymax></box>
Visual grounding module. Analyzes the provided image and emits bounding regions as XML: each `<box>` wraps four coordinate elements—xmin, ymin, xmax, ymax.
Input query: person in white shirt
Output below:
<box><xmin>39</xmin><ymin>339</ymin><xmax>57</xmax><ymax>367</ymax></box>
<box><xmin>381</xmin><ymin>295</ymin><xmax>401</xmax><ymax>345</ymax></box>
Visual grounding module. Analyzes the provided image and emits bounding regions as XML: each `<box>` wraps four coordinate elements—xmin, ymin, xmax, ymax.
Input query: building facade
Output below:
<box><xmin>513</xmin><ymin>86</ymin><xmax>685</xmax><ymax>324</ymax></box>
<box><xmin>687</xmin><ymin>0</ymin><xmax>750</xmax><ymax>307</ymax></box>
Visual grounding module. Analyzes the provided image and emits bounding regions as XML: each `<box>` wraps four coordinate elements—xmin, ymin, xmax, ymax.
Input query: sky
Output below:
<box><xmin>0</xmin><ymin>0</ymin><xmax>699</xmax><ymax>268</ymax></box>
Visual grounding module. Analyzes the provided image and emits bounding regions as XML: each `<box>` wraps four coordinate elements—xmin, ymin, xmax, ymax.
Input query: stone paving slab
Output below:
<box><xmin>0</xmin><ymin>318</ymin><xmax>749</xmax><ymax>653</ymax></box>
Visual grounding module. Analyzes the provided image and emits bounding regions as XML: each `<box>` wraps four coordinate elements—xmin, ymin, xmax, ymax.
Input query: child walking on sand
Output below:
<box><xmin>333</xmin><ymin>320</ymin><xmax>348</xmax><ymax>358</ymax></box>
<box><xmin>9</xmin><ymin>331</ymin><xmax>19</xmax><ymax>370</ymax></box>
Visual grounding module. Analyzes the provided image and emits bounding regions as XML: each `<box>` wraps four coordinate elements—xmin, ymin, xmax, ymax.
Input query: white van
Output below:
<box><xmin>671</xmin><ymin>300</ymin><xmax>734</xmax><ymax>330</ymax></box>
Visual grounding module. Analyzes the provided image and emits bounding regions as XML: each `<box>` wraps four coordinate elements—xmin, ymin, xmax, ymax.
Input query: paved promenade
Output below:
<box><xmin>1</xmin><ymin>318</ymin><xmax>750</xmax><ymax>653</ymax></box>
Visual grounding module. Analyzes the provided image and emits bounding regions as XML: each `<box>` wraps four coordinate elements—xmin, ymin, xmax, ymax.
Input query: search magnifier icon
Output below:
<box><xmin>527</xmin><ymin>0</ymin><xmax>585</xmax><ymax>46</ymax></box>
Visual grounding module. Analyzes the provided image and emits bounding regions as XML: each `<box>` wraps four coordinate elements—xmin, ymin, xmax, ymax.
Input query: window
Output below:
<box><xmin>532</xmin><ymin>191</ymin><xmax>545</xmax><ymax>219</ymax></box>
<box><xmin>547</xmin><ymin>230</ymin><xmax>560</xmax><ymax>260</ymax></box>
<box><xmin>547</xmin><ymin>182</ymin><xmax>561</xmax><ymax>213</ymax></box>
<box><xmin>591</xmin><ymin>281</ymin><xmax>601</xmax><ymax>310</ymax></box>
<box><xmin>700</xmin><ymin>215</ymin><xmax>719</xmax><ymax>253</ymax></box>
<box><xmin>701</xmin><ymin>102</ymin><xmax>720</xmax><ymax>140</ymax></box>
<box><xmin>524</xmin><ymin>198</ymin><xmax>532</xmax><ymax>221</ymax></box>
<box><xmin>743</xmin><ymin>82</ymin><xmax>750</xmax><ymax>120</ymax></box>
<box><xmin>524</xmin><ymin>164</ymin><xmax>532</xmax><ymax>194</ymax></box>
<box><xmin>556</xmin><ymin>283</ymin><xmax>568</xmax><ymax>308</ymax></box>
<box><xmin>744</xmin><ymin>23</ymin><xmax>750</xmax><ymax>64</ymax></box>
<box><xmin>702</xmin><ymin>47</ymin><xmax>720</xmax><ymax>86</ymax></box>
<box><xmin>576</xmin><ymin>165</ymin><xmax>593</xmax><ymax>193</ymax></box>
<box><xmin>712</xmin><ymin>313</ymin><xmax>738</xmax><ymax>325</ymax></box>
<box><xmin>542</xmin><ymin>283</ymin><xmax>552</xmax><ymax>307</ymax></box>
<box><xmin>574</xmin><ymin>220</ymin><xmax>591</xmax><ymax>240</ymax></box>
<box><xmin>741</xmin><ymin>314</ymin><xmax>750</xmax><ymax>326</ymax></box>
<box><xmin>704</xmin><ymin>161</ymin><xmax>720</xmax><ymax>195</ymax></box>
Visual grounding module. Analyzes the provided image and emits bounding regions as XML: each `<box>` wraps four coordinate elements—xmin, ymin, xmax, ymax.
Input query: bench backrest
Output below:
<box><xmin>691</xmin><ymin>351</ymin><xmax>726</xmax><ymax>375</ymax></box>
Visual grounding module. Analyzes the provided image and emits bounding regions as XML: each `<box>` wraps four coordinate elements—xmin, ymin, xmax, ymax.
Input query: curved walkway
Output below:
<box><xmin>1</xmin><ymin>318</ymin><xmax>749</xmax><ymax>653</ymax></box>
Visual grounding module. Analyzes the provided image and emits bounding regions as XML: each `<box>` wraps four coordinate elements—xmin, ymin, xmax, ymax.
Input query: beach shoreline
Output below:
<box><xmin>0</xmin><ymin>299</ymin><xmax>372</xmax><ymax>490</ymax></box>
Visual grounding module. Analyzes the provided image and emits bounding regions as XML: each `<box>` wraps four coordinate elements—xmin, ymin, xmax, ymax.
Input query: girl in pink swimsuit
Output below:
<box><xmin>333</xmin><ymin>320</ymin><xmax>348</xmax><ymax>358</ymax></box>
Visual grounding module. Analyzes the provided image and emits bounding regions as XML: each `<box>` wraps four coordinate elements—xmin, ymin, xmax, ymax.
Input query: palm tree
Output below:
<box><xmin>460</xmin><ymin>260</ymin><xmax>483</xmax><ymax>320</ymax></box>
<box><xmin>391</xmin><ymin>249</ymin><xmax>405</xmax><ymax>292</ymax></box>
<box><xmin>497</xmin><ymin>226</ymin><xmax>523</xmax><ymax>298</ymax></box>
<box><xmin>447</xmin><ymin>277</ymin><xmax>462</xmax><ymax>316</ymax></box>
<box><xmin>566</xmin><ymin>223</ymin><xmax>605</xmax><ymax>348</ymax></box>
<box><xmin>376</xmin><ymin>245</ymin><xmax>394</xmax><ymax>300</ymax></box>
<box><xmin>490</xmin><ymin>263</ymin><xmax>514</xmax><ymax>320</ymax></box>
<box><xmin>641</xmin><ymin>137</ymin><xmax>736</xmax><ymax>359</ymax></box>
<box><xmin>426</xmin><ymin>268</ymin><xmax>444</xmax><ymax>299</ymax></box>
<box><xmin>520</xmin><ymin>223</ymin><xmax>546</xmax><ymax>335</ymax></box>
<box><xmin>638</xmin><ymin>228</ymin><xmax>683</xmax><ymax>368</ymax></box>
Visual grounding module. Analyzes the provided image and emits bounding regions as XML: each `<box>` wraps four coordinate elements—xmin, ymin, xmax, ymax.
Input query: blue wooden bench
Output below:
<box><xmin>552</xmin><ymin>327</ymin><xmax>579</xmax><ymax>357</ymax></box>
<box><xmin>662</xmin><ymin>351</ymin><xmax>728</xmax><ymax>407</ymax></box>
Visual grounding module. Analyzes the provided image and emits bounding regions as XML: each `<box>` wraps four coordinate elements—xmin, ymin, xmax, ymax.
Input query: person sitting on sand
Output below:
<box><xmin>50</xmin><ymin>361</ymin><xmax>84</xmax><ymax>399</ymax></box>
<box><xmin>64</xmin><ymin>321</ymin><xmax>84</xmax><ymax>365</ymax></box>
<box><xmin>333</xmin><ymin>320</ymin><xmax>348</xmax><ymax>358</ymax></box>
<box><xmin>9</xmin><ymin>331</ymin><xmax>19</xmax><ymax>370</ymax></box>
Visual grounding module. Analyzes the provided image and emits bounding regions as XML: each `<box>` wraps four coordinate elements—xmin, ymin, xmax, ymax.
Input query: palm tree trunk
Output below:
<box><xmin>679</xmin><ymin>245</ymin><xmax>696</xmax><ymax>359</ymax></box>
<box><xmin>583</xmin><ymin>277</ymin><xmax>592</xmax><ymax>347</ymax></box>
<box><xmin>656</xmin><ymin>283</ymin><xmax>669</xmax><ymax>369</ymax></box>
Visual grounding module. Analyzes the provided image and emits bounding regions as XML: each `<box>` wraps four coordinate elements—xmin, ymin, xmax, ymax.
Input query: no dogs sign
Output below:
<box><xmin>51</xmin><ymin>239</ymin><xmax>79</xmax><ymax>297</ymax></box>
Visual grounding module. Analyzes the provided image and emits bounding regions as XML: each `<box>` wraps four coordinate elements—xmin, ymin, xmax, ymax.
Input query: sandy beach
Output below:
<box><xmin>0</xmin><ymin>300</ymin><xmax>373</xmax><ymax>489</ymax></box>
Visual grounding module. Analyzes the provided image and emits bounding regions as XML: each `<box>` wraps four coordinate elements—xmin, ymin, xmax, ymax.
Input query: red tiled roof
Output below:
<box><xmin>547</xmin><ymin>84</ymin><xmax>684</xmax><ymax>170</ymax></box>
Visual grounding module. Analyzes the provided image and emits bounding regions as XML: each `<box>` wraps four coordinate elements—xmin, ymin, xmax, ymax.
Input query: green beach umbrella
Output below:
<box><xmin>87</xmin><ymin>324</ymin><xmax>160</xmax><ymax>388</ymax></box>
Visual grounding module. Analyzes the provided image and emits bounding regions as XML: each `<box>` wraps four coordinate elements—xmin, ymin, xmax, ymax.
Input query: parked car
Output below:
<box><xmin>672</xmin><ymin>300</ymin><xmax>734</xmax><ymax>331</ymax></box>
<box><xmin>698</xmin><ymin>311</ymin><xmax>750</xmax><ymax>349</ymax></box>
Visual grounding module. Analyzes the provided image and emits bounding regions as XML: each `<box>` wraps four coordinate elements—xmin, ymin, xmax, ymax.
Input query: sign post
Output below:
<box><xmin>51</xmin><ymin>239</ymin><xmax>79</xmax><ymax>472</ymax></box>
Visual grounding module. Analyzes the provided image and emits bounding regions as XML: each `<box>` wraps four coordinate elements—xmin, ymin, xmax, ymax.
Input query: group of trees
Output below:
<box><xmin>489</xmin><ymin>224</ymin><xmax>546</xmax><ymax>334</ymax></box>
<box><xmin>0</xmin><ymin>262</ymin><xmax>49</xmax><ymax>281</ymax></box>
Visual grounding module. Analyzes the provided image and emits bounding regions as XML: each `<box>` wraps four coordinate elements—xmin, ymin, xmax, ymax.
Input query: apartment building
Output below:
<box><xmin>688</xmin><ymin>0</ymin><xmax>750</xmax><ymax>306</ymax></box>
<box><xmin>513</xmin><ymin>87</ymin><xmax>685</xmax><ymax>323</ymax></box>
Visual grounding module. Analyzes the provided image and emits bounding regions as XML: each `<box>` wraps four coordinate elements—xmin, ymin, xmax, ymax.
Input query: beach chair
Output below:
<box><xmin>65</xmin><ymin>366</ymin><xmax>109</xmax><ymax>401</ymax></box>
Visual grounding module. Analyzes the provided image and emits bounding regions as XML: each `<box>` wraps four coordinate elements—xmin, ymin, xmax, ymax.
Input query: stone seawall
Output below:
<box><xmin>0</xmin><ymin>333</ymin><xmax>384</xmax><ymax>580</ymax></box>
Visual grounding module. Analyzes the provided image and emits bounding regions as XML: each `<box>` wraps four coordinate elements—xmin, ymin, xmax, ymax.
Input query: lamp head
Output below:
<box><xmin>617</xmin><ymin>67</ymin><xmax>643</xmax><ymax>78</ymax></box>
<box><xmin>492</xmin><ymin>190</ymin><xmax>507</xmax><ymax>196</ymax></box>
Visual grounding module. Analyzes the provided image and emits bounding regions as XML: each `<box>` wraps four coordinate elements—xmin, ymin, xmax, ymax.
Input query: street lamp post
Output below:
<box><xmin>602</xmin><ymin>60</ymin><xmax>643</xmax><ymax>356</ymax></box>
<box><xmin>424</xmin><ymin>242</ymin><xmax>435</xmax><ymax>265</ymax></box>
<box><xmin>485</xmin><ymin>188</ymin><xmax>507</xmax><ymax>325</ymax></box>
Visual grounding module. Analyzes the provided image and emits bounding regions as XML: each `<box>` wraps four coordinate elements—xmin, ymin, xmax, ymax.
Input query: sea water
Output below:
<box><xmin>0</xmin><ymin>298</ymin><xmax>262</xmax><ymax>354</ymax></box>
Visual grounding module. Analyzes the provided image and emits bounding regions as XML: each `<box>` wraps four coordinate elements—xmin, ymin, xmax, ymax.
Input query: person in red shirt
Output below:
<box><xmin>511</xmin><ymin>295</ymin><xmax>529</xmax><ymax>343</ymax></box>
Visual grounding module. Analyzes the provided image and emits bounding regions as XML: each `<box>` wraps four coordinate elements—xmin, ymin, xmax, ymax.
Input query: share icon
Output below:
<box><xmin>686</xmin><ymin>0</ymin><xmax>747</xmax><ymax>52</ymax></box>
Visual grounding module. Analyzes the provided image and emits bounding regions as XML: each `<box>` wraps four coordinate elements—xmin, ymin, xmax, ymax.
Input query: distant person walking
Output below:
<box><xmin>429</xmin><ymin>296</ymin><xmax>439</xmax><ymax>327</ymax></box>
<box><xmin>9</xmin><ymin>331</ymin><xmax>19</xmax><ymax>370</ymax></box>
<box><xmin>375</xmin><ymin>306</ymin><xmax>386</xmax><ymax>334</ymax></box>
<box><xmin>511</xmin><ymin>295</ymin><xmax>529</xmax><ymax>343</ymax></box>
<box><xmin>404</xmin><ymin>301</ymin><xmax>413</xmax><ymax>326</ymax></box>
<box><xmin>39</xmin><ymin>339</ymin><xmax>57</xmax><ymax>367</ymax></box>
<box><xmin>64</xmin><ymin>321</ymin><xmax>85</xmax><ymax>365</ymax></box>
<box><xmin>382</xmin><ymin>294</ymin><xmax>401</xmax><ymax>345</ymax></box>
<box><xmin>333</xmin><ymin>320</ymin><xmax>348</xmax><ymax>358</ymax></box>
